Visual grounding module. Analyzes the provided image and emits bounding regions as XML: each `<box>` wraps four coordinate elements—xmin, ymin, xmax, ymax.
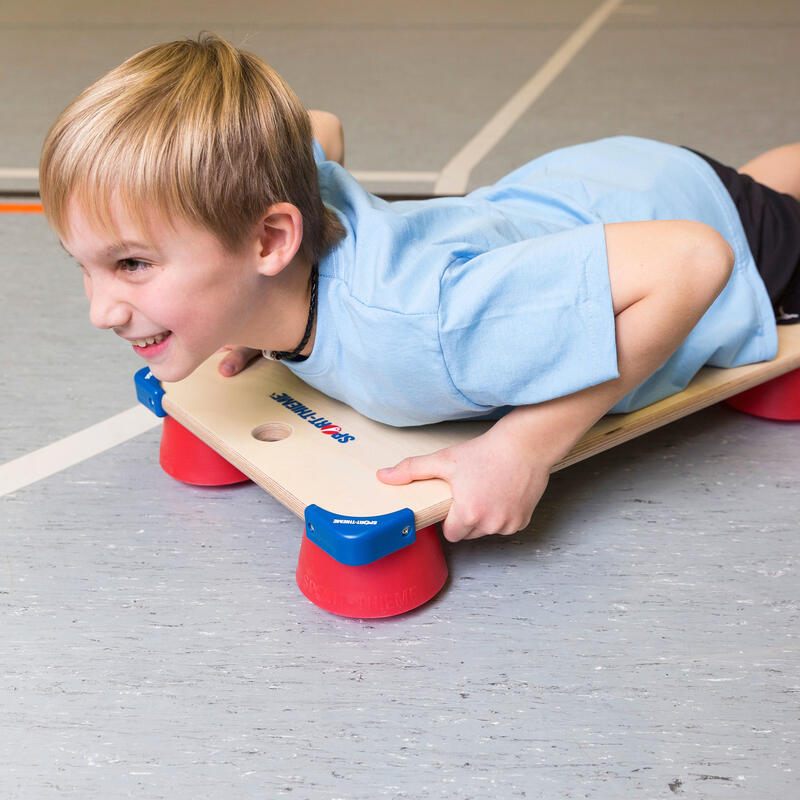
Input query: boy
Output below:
<box><xmin>39</xmin><ymin>33</ymin><xmax>800</xmax><ymax>543</ymax></box>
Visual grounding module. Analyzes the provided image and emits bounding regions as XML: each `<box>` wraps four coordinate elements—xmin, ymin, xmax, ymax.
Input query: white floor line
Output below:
<box><xmin>350</xmin><ymin>170</ymin><xmax>439</xmax><ymax>183</ymax></box>
<box><xmin>434</xmin><ymin>0</ymin><xmax>623</xmax><ymax>195</ymax></box>
<box><xmin>0</xmin><ymin>168</ymin><xmax>38</xmax><ymax>180</ymax></box>
<box><xmin>1</xmin><ymin>169</ymin><xmax>440</xmax><ymax>187</ymax></box>
<box><xmin>0</xmin><ymin>405</ymin><xmax>161</xmax><ymax>497</ymax></box>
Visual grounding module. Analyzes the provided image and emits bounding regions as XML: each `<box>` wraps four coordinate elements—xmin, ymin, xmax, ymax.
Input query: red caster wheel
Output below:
<box><xmin>725</xmin><ymin>367</ymin><xmax>800</xmax><ymax>421</ymax></box>
<box><xmin>159</xmin><ymin>415</ymin><xmax>250</xmax><ymax>485</ymax></box>
<box><xmin>296</xmin><ymin>506</ymin><xmax>448</xmax><ymax>618</ymax></box>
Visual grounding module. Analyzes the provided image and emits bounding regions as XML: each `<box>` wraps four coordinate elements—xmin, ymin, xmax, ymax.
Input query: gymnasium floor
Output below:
<box><xmin>2</xmin><ymin>1</ymin><xmax>798</xmax><ymax>797</ymax></box>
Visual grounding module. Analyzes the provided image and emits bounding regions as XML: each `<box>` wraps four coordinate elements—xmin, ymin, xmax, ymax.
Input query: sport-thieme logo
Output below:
<box><xmin>269</xmin><ymin>392</ymin><xmax>356</xmax><ymax>444</ymax></box>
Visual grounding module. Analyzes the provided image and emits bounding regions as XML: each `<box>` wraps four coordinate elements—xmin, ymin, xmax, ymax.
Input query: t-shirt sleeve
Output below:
<box><xmin>312</xmin><ymin>137</ymin><xmax>326</xmax><ymax>164</ymax></box>
<box><xmin>438</xmin><ymin>222</ymin><xmax>619</xmax><ymax>408</ymax></box>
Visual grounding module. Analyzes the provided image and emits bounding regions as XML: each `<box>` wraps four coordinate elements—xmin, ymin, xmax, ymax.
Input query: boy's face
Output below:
<box><xmin>61</xmin><ymin>195</ymin><xmax>267</xmax><ymax>383</ymax></box>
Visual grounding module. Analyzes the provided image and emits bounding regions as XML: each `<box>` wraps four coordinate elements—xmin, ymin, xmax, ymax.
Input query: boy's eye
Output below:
<box><xmin>119</xmin><ymin>258</ymin><xmax>150</xmax><ymax>273</ymax></box>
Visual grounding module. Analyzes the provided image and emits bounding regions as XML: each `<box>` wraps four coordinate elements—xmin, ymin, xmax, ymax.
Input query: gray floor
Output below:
<box><xmin>2</xmin><ymin>2</ymin><xmax>799</xmax><ymax>798</ymax></box>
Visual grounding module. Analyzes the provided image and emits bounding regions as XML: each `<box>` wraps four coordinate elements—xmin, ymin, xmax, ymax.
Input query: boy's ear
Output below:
<box><xmin>254</xmin><ymin>203</ymin><xmax>304</xmax><ymax>276</ymax></box>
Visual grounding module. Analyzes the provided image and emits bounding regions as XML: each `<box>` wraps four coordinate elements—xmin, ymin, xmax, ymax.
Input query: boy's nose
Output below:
<box><xmin>88</xmin><ymin>284</ymin><xmax>132</xmax><ymax>330</ymax></box>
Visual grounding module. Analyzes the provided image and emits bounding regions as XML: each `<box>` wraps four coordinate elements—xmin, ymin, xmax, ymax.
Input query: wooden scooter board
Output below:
<box><xmin>160</xmin><ymin>325</ymin><xmax>800</xmax><ymax>529</ymax></box>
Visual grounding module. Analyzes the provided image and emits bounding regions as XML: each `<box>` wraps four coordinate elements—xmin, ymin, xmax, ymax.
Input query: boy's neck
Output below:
<box><xmin>255</xmin><ymin>254</ymin><xmax>317</xmax><ymax>358</ymax></box>
<box><xmin>292</xmin><ymin>259</ymin><xmax>317</xmax><ymax>359</ymax></box>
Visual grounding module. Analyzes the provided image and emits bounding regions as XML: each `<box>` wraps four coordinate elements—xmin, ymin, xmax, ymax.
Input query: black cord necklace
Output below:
<box><xmin>262</xmin><ymin>263</ymin><xmax>318</xmax><ymax>363</ymax></box>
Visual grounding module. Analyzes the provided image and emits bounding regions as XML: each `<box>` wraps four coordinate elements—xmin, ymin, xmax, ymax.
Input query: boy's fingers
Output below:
<box><xmin>376</xmin><ymin>452</ymin><xmax>450</xmax><ymax>485</ymax></box>
<box><xmin>218</xmin><ymin>346</ymin><xmax>262</xmax><ymax>377</ymax></box>
<box><xmin>218</xmin><ymin>357</ymin><xmax>239</xmax><ymax>376</ymax></box>
<box><xmin>441</xmin><ymin>505</ymin><xmax>475</xmax><ymax>543</ymax></box>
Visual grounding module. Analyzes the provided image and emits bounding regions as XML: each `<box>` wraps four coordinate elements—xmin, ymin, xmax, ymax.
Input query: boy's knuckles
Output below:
<box><xmin>442</xmin><ymin>523</ymin><xmax>467</xmax><ymax>543</ymax></box>
<box><xmin>480</xmin><ymin>516</ymin><xmax>505</xmax><ymax>534</ymax></box>
<box><xmin>457</xmin><ymin>505</ymin><xmax>483</xmax><ymax>529</ymax></box>
<box><xmin>435</xmin><ymin>448</ymin><xmax>458</xmax><ymax>468</ymax></box>
<box><xmin>515</xmin><ymin>513</ymin><xmax>532</xmax><ymax>531</ymax></box>
<box><xmin>395</xmin><ymin>457</ymin><xmax>416</xmax><ymax>474</ymax></box>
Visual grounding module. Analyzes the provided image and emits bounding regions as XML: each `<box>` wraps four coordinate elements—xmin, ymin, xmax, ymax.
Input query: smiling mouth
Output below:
<box><xmin>131</xmin><ymin>331</ymin><xmax>171</xmax><ymax>348</ymax></box>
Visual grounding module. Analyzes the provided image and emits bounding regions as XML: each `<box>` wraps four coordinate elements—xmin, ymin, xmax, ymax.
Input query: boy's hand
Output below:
<box><xmin>217</xmin><ymin>346</ymin><xmax>262</xmax><ymax>377</ymax></box>
<box><xmin>377</xmin><ymin>426</ymin><xmax>550</xmax><ymax>543</ymax></box>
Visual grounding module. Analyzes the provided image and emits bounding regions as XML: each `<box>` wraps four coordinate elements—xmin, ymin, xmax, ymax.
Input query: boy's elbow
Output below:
<box><xmin>328</xmin><ymin>114</ymin><xmax>345</xmax><ymax>165</ymax></box>
<box><xmin>308</xmin><ymin>110</ymin><xmax>344</xmax><ymax>165</ymax></box>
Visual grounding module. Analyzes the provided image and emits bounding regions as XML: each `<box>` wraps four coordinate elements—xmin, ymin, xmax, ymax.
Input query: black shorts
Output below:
<box><xmin>684</xmin><ymin>147</ymin><xmax>800</xmax><ymax>323</ymax></box>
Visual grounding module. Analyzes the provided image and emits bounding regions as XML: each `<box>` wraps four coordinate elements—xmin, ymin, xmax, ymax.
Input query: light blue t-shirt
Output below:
<box><xmin>286</xmin><ymin>136</ymin><xmax>777</xmax><ymax>427</ymax></box>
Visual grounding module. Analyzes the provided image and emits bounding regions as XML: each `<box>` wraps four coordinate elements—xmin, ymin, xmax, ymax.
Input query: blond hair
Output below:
<box><xmin>39</xmin><ymin>32</ymin><xmax>344</xmax><ymax>263</ymax></box>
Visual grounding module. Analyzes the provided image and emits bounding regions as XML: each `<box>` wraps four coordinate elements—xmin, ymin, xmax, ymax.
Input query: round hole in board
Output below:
<box><xmin>251</xmin><ymin>422</ymin><xmax>293</xmax><ymax>442</ymax></box>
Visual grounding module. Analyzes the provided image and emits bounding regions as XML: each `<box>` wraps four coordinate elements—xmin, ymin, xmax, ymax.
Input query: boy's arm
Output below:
<box><xmin>378</xmin><ymin>220</ymin><xmax>736</xmax><ymax>543</ymax></box>
<box><xmin>308</xmin><ymin>110</ymin><xmax>344</xmax><ymax>166</ymax></box>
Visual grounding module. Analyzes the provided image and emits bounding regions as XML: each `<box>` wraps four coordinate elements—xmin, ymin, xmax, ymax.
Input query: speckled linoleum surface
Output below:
<box><xmin>2</xmin><ymin>2</ymin><xmax>799</xmax><ymax>798</ymax></box>
<box><xmin>3</xmin><ymin>408</ymin><xmax>798</xmax><ymax>798</ymax></box>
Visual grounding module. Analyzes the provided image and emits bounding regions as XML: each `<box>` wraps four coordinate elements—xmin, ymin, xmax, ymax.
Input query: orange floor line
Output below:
<box><xmin>0</xmin><ymin>203</ymin><xmax>44</xmax><ymax>213</ymax></box>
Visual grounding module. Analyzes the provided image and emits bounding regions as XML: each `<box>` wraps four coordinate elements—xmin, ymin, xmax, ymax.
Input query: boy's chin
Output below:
<box><xmin>147</xmin><ymin>362</ymin><xmax>196</xmax><ymax>385</ymax></box>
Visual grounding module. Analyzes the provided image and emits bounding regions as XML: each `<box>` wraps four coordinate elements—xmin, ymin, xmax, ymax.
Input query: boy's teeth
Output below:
<box><xmin>134</xmin><ymin>332</ymin><xmax>168</xmax><ymax>347</ymax></box>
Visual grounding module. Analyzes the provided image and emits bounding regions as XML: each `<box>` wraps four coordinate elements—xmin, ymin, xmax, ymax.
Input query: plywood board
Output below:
<box><xmin>161</xmin><ymin>325</ymin><xmax>800</xmax><ymax>528</ymax></box>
